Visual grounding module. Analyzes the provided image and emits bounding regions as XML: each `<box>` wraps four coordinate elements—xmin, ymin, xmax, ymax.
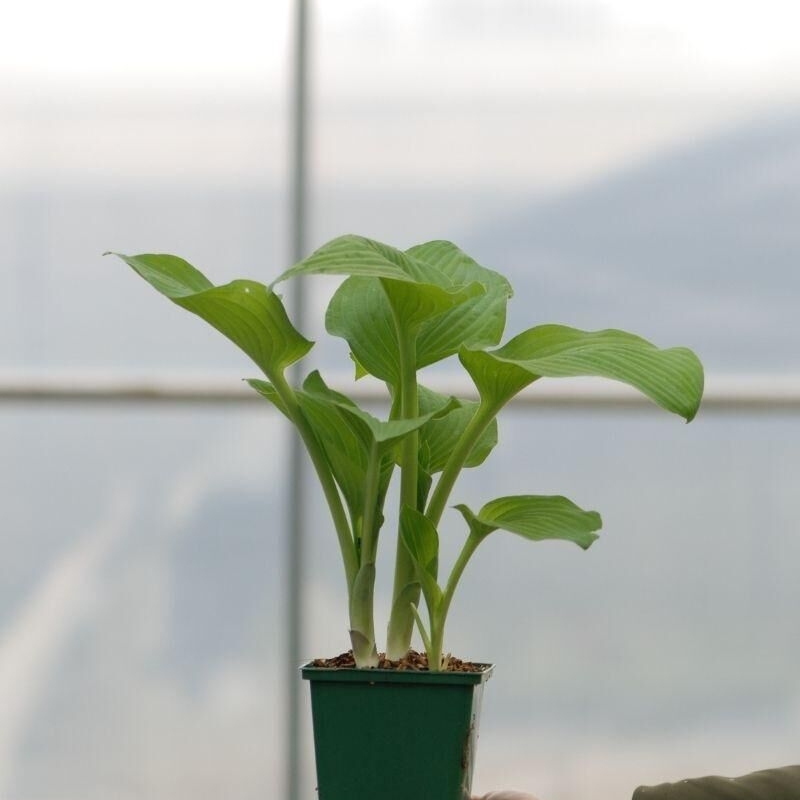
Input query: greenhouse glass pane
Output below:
<box><xmin>0</xmin><ymin>406</ymin><xmax>286</xmax><ymax>800</ymax></box>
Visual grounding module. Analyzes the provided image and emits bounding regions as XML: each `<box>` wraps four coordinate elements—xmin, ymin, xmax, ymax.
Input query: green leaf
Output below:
<box><xmin>284</xmin><ymin>236</ymin><xmax>484</xmax><ymax>384</ymax></box>
<box><xmin>278</xmin><ymin>234</ymin><xmax>484</xmax><ymax>331</ymax></box>
<box><xmin>323</xmin><ymin>240</ymin><xmax>512</xmax><ymax>383</ymax></box>
<box><xmin>417</xmin><ymin>385</ymin><xmax>498</xmax><ymax>474</ymax></box>
<box><xmin>246</xmin><ymin>379</ymin><xmax>290</xmax><ymax>417</ymax></box>
<box><xmin>276</xmin><ymin>234</ymin><xmax>434</xmax><ymax>284</ymax></box>
<box><xmin>415</xmin><ymin>384</ymin><xmax>458</xmax><ymax>416</ymax></box>
<box><xmin>289</xmin><ymin>376</ymin><xmax>384</xmax><ymax>538</ymax></box>
<box><xmin>326</xmin><ymin>278</ymin><xmax>483</xmax><ymax>383</ymax></box>
<box><xmin>326</xmin><ymin>277</ymin><xmax>401</xmax><ymax>383</ymax></box>
<box><xmin>417</xmin><ymin>466</ymin><xmax>433</xmax><ymax>510</ymax></box>
<box><xmin>452</xmin><ymin>504</ymin><xmax>496</xmax><ymax>541</ymax></box>
<box><xmin>109</xmin><ymin>253</ymin><xmax>312</xmax><ymax>377</ymax></box>
<box><xmin>399</xmin><ymin>506</ymin><xmax>443</xmax><ymax>610</ymax></box>
<box><xmin>269</xmin><ymin>371</ymin><xmax>437</xmax><ymax>539</ymax></box>
<box><xmin>351</xmin><ymin>352</ymin><xmax>370</xmax><ymax>380</ymax></box>
<box><xmin>389</xmin><ymin>581</ymin><xmax>422</xmax><ymax>633</ymax></box>
<box><xmin>455</xmin><ymin>495</ymin><xmax>602</xmax><ymax>550</ymax></box>
<box><xmin>294</xmin><ymin>390</ymin><xmax>372</xmax><ymax>534</ymax></box>
<box><xmin>382</xmin><ymin>276</ymin><xmax>484</xmax><ymax>335</ymax></box>
<box><xmin>303</xmin><ymin>371</ymin><xmax>435</xmax><ymax>446</ymax></box>
<box><xmin>461</xmin><ymin>325</ymin><xmax>704</xmax><ymax>421</ymax></box>
<box><xmin>107</xmin><ymin>252</ymin><xmax>212</xmax><ymax>295</ymax></box>
<box><xmin>408</xmin><ymin>240</ymin><xmax>513</xmax><ymax>367</ymax></box>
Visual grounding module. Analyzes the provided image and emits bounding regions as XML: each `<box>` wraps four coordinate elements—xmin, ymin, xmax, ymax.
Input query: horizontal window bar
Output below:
<box><xmin>1</xmin><ymin>370</ymin><xmax>799</xmax><ymax>412</ymax></box>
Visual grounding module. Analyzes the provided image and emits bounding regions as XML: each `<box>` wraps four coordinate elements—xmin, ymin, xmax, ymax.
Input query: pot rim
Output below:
<box><xmin>301</xmin><ymin>661</ymin><xmax>494</xmax><ymax>685</ymax></box>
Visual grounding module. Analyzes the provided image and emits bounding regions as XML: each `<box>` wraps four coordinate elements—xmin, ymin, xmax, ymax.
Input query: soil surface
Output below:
<box><xmin>309</xmin><ymin>649</ymin><xmax>487</xmax><ymax>672</ymax></box>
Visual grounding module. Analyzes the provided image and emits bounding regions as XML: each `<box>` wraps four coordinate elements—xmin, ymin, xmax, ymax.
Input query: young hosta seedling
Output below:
<box><xmin>108</xmin><ymin>234</ymin><xmax>703</xmax><ymax>670</ymax></box>
<box><xmin>401</xmin><ymin>498</ymin><xmax>601</xmax><ymax>671</ymax></box>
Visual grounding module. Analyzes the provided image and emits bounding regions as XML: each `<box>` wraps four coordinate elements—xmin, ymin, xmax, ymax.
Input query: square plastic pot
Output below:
<box><xmin>302</xmin><ymin>663</ymin><xmax>493</xmax><ymax>800</ymax></box>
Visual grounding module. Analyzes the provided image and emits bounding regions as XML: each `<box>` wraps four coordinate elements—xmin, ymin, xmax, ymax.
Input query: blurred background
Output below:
<box><xmin>1</xmin><ymin>1</ymin><xmax>799</xmax><ymax>798</ymax></box>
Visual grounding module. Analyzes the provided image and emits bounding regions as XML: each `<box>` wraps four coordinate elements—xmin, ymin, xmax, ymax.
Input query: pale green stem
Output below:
<box><xmin>386</xmin><ymin>327</ymin><xmax>421</xmax><ymax>659</ymax></box>
<box><xmin>348</xmin><ymin>439</ymin><xmax>382</xmax><ymax>667</ymax></box>
<box><xmin>428</xmin><ymin>531</ymin><xmax>485</xmax><ymax>671</ymax></box>
<box><xmin>269</xmin><ymin>370</ymin><xmax>358</xmax><ymax>590</ymax></box>
<box><xmin>409</xmin><ymin>602</ymin><xmax>433</xmax><ymax>657</ymax></box>
<box><xmin>349</xmin><ymin>564</ymin><xmax>379</xmax><ymax>667</ymax></box>
<box><xmin>359</xmin><ymin>440</ymin><xmax>382</xmax><ymax>565</ymax></box>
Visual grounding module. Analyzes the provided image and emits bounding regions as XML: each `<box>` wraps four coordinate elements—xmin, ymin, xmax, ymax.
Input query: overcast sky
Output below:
<box><xmin>3</xmin><ymin>0</ymin><xmax>800</xmax><ymax>95</ymax></box>
<box><xmin>2</xmin><ymin>1</ymin><xmax>800</xmax><ymax>189</ymax></box>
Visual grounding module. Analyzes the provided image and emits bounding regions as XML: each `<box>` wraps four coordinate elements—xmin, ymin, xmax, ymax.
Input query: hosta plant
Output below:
<box><xmin>109</xmin><ymin>235</ymin><xmax>703</xmax><ymax>671</ymax></box>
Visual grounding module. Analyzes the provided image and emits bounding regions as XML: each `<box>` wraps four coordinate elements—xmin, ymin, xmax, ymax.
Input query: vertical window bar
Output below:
<box><xmin>285</xmin><ymin>1</ymin><xmax>310</xmax><ymax>799</ymax></box>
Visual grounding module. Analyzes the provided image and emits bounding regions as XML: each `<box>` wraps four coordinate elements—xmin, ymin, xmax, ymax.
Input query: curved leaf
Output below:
<box><xmin>455</xmin><ymin>495</ymin><xmax>601</xmax><ymax>550</ymax></box>
<box><xmin>408</xmin><ymin>240</ymin><xmax>513</xmax><ymax>366</ymax></box>
<box><xmin>296</xmin><ymin>390</ymin><xmax>374</xmax><ymax>531</ymax></box>
<box><xmin>399</xmin><ymin>506</ymin><xmax>443</xmax><ymax>610</ymax></box>
<box><xmin>109</xmin><ymin>253</ymin><xmax>312</xmax><ymax>377</ymax></box>
<box><xmin>303</xmin><ymin>371</ymin><xmax>437</xmax><ymax>446</ymax></box>
<box><xmin>417</xmin><ymin>385</ymin><xmax>498</xmax><ymax>474</ymax></box>
<box><xmin>326</xmin><ymin>276</ymin><xmax>402</xmax><ymax>383</ymax></box>
<box><xmin>389</xmin><ymin>581</ymin><xmax>423</xmax><ymax>631</ymax></box>
<box><xmin>246</xmin><ymin>378</ymin><xmax>289</xmax><ymax>417</ymax></box>
<box><xmin>278</xmin><ymin>233</ymin><xmax>484</xmax><ymax>333</ymax></box>
<box><xmin>324</xmin><ymin>240</ymin><xmax>512</xmax><ymax>383</ymax></box>
<box><xmin>325</xmin><ymin>274</ymin><xmax>484</xmax><ymax>383</ymax></box>
<box><xmin>417</xmin><ymin>465</ymin><xmax>434</xmax><ymax>510</ymax></box>
<box><xmin>281</xmin><ymin>235</ymin><xmax>486</xmax><ymax>384</ymax></box>
<box><xmin>382</xmin><ymin>275</ymin><xmax>484</xmax><ymax>335</ymax></box>
<box><xmin>253</xmin><ymin>371</ymin><xmax>438</xmax><ymax>538</ymax></box>
<box><xmin>109</xmin><ymin>252</ymin><xmax>212</xmax><ymax>295</ymax></box>
<box><xmin>276</xmin><ymin>234</ymin><xmax>434</xmax><ymax>284</ymax></box>
<box><xmin>461</xmin><ymin>325</ymin><xmax>704</xmax><ymax>421</ymax></box>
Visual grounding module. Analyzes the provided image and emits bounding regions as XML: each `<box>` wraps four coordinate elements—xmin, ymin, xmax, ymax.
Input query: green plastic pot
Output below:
<box><xmin>302</xmin><ymin>663</ymin><xmax>493</xmax><ymax>800</ymax></box>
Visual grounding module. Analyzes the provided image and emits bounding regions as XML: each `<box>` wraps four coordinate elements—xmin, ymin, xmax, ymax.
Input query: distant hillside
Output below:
<box><xmin>467</xmin><ymin>110</ymin><xmax>800</xmax><ymax>370</ymax></box>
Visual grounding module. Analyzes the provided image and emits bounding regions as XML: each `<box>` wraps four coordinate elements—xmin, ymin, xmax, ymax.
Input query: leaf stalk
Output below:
<box><xmin>270</xmin><ymin>370</ymin><xmax>359</xmax><ymax>590</ymax></box>
<box><xmin>386</xmin><ymin>324</ymin><xmax>422</xmax><ymax>659</ymax></box>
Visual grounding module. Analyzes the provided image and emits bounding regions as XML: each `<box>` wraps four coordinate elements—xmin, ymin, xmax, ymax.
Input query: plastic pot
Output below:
<box><xmin>302</xmin><ymin>663</ymin><xmax>493</xmax><ymax>800</ymax></box>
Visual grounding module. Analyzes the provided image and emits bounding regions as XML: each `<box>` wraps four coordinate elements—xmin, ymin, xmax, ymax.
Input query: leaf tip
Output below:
<box><xmin>580</xmin><ymin>531</ymin><xmax>601</xmax><ymax>550</ymax></box>
<box><xmin>683</xmin><ymin>395</ymin><xmax>703</xmax><ymax>423</ymax></box>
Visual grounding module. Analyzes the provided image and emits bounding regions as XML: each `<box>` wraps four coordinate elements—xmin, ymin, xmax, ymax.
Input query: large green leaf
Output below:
<box><xmin>455</xmin><ymin>495</ymin><xmax>602</xmax><ymax>550</ymax></box>
<box><xmin>461</xmin><ymin>325</ymin><xmax>704</xmax><ymax>421</ymax></box>
<box><xmin>278</xmin><ymin>233</ymin><xmax>484</xmax><ymax>335</ymax></box>
<box><xmin>277</xmin><ymin>234</ymin><xmax>433</xmax><ymax>284</ymax></box>
<box><xmin>417</xmin><ymin>385</ymin><xmax>498</xmax><ymax>474</ymax></box>
<box><xmin>324</xmin><ymin>241</ymin><xmax>512</xmax><ymax>383</ymax></box>
<box><xmin>280</xmin><ymin>235</ymin><xmax>485</xmax><ymax>384</ymax></box>
<box><xmin>384</xmin><ymin>276</ymin><xmax>484</xmax><ymax>335</ymax></box>
<box><xmin>399</xmin><ymin>506</ymin><xmax>443</xmax><ymax>610</ymax></box>
<box><xmin>109</xmin><ymin>253</ymin><xmax>312</xmax><ymax>377</ymax></box>
<box><xmin>326</xmin><ymin>276</ymin><xmax>402</xmax><ymax>383</ymax></box>
<box><xmin>408</xmin><ymin>241</ymin><xmax>513</xmax><ymax>366</ymax></box>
